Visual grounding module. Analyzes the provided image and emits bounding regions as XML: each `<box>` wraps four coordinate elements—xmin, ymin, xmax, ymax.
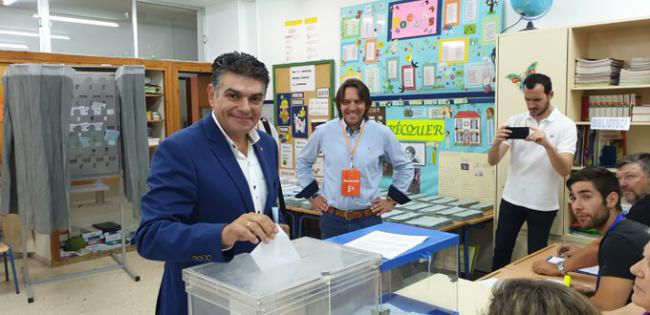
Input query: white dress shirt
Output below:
<box><xmin>212</xmin><ymin>112</ymin><xmax>267</xmax><ymax>214</ymax></box>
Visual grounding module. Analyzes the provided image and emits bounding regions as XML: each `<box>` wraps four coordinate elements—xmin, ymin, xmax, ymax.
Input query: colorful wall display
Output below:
<box><xmin>342</xmin><ymin>0</ymin><xmax>503</xmax><ymax>196</ymax></box>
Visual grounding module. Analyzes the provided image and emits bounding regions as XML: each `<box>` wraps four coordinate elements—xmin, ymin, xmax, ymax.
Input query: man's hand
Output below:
<box><xmin>494</xmin><ymin>124</ymin><xmax>511</xmax><ymax>145</ymax></box>
<box><xmin>532</xmin><ymin>260</ymin><xmax>562</xmax><ymax>276</ymax></box>
<box><xmin>557</xmin><ymin>244</ymin><xmax>581</xmax><ymax>257</ymax></box>
<box><xmin>526</xmin><ymin>127</ymin><xmax>549</xmax><ymax>146</ymax></box>
<box><xmin>309</xmin><ymin>195</ymin><xmax>329</xmax><ymax>213</ymax></box>
<box><xmin>221</xmin><ymin>212</ymin><xmax>278</xmax><ymax>249</ymax></box>
<box><xmin>370</xmin><ymin>197</ymin><xmax>396</xmax><ymax>215</ymax></box>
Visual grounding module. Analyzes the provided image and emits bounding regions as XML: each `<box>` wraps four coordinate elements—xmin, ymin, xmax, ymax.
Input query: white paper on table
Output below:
<box><xmin>250</xmin><ymin>224</ymin><xmax>300</xmax><ymax>271</ymax></box>
<box><xmin>344</xmin><ymin>231</ymin><xmax>428</xmax><ymax>259</ymax></box>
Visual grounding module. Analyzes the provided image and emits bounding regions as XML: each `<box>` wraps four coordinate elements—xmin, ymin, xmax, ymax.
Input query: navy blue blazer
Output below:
<box><xmin>133</xmin><ymin>115</ymin><xmax>280</xmax><ymax>315</ymax></box>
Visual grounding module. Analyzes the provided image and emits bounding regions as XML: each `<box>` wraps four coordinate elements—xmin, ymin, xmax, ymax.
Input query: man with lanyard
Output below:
<box><xmin>548</xmin><ymin>168</ymin><xmax>649</xmax><ymax>311</ymax></box>
<box><xmin>295</xmin><ymin>78</ymin><xmax>413</xmax><ymax>238</ymax></box>
<box><xmin>533</xmin><ymin>153</ymin><xmax>650</xmax><ymax>277</ymax></box>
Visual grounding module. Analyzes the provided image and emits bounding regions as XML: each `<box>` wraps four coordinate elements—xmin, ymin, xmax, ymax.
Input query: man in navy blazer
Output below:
<box><xmin>133</xmin><ymin>52</ymin><xmax>283</xmax><ymax>315</ymax></box>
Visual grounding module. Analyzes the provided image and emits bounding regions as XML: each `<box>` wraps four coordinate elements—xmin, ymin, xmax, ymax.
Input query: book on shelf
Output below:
<box><xmin>632</xmin><ymin>104</ymin><xmax>650</xmax><ymax>122</ymax></box>
<box><xmin>581</xmin><ymin>93</ymin><xmax>638</xmax><ymax>120</ymax></box>
<box><xmin>620</xmin><ymin>57</ymin><xmax>650</xmax><ymax>85</ymax></box>
<box><xmin>575</xmin><ymin>58</ymin><xmax>624</xmax><ymax>86</ymax></box>
<box><xmin>574</xmin><ymin>127</ymin><xmax>626</xmax><ymax>168</ymax></box>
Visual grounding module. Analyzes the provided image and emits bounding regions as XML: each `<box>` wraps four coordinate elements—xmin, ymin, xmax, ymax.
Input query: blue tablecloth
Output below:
<box><xmin>327</xmin><ymin>222</ymin><xmax>459</xmax><ymax>272</ymax></box>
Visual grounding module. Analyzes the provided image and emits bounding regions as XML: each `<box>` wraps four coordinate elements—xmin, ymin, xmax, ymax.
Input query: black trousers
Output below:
<box><xmin>491</xmin><ymin>199</ymin><xmax>558</xmax><ymax>270</ymax></box>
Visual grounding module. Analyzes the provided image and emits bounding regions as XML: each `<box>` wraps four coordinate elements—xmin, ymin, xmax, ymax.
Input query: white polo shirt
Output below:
<box><xmin>502</xmin><ymin>108</ymin><xmax>577</xmax><ymax>211</ymax></box>
<box><xmin>212</xmin><ymin>112</ymin><xmax>267</xmax><ymax>214</ymax></box>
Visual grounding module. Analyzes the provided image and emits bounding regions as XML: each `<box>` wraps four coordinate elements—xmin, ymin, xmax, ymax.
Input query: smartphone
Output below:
<box><xmin>506</xmin><ymin>127</ymin><xmax>530</xmax><ymax>139</ymax></box>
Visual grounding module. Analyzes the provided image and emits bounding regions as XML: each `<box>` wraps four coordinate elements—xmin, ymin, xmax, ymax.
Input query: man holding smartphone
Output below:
<box><xmin>488</xmin><ymin>73</ymin><xmax>577</xmax><ymax>270</ymax></box>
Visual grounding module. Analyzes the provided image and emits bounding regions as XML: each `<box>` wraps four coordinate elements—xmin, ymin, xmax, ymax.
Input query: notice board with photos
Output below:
<box><xmin>273</xmin><ymin>60</ymin><xmax>335</xmax><ymax>181</ymax></box>
<box><xmin>340</xmin><ymin>0</ymin><xmax>502</xmax><ymax>197</ymax></box>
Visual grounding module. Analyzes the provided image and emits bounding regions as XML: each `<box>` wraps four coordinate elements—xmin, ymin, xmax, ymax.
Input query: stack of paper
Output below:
<box><xmin>620</xmin><ymin>58</ymin><xmax>650</xmax><ymax>85</ymax></box>
<box><xmin>575</xmin><ymin>58</ymin><xmax>623</xmax><ymax>86</ymax></box>
<box><xmin>344</xmin><ymin>231</ymin><xmax>428</xmax><ymax>259</ymax></box>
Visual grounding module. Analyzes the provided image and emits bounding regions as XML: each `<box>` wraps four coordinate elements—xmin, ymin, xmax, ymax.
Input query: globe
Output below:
<box><xmin>511</xmin><ymin>0</ymin><xmax>553</xmax><ymax>30</ymax></box>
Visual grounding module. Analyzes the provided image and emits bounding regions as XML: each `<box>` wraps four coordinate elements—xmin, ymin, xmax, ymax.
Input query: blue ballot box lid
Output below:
<box><xmin>326</xmin><ymin>222</ymin><xmax>459</xmax><ymax>273</ymax></box>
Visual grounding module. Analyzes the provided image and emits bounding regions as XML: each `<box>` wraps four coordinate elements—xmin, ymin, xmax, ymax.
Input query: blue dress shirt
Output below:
<box><xmin>296</xmin><ymin>118</ymin><xmax>414</xmax><ymax>210</ymax></box>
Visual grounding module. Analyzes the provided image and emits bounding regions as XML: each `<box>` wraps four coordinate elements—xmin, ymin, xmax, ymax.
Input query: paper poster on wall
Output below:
<box><xmin>308</xmin><ymin>98</ymin><xmax>330</xmax><ymax>117</ymax></box>
<box><xmin>465</xmin><ymin>63</ymin><xmax>495</xmax><ymax>87</ymax></box>
<box><xmin>341</xmin><ymin>17</ymin><xmax>360</xmax><ymax>39</ymax></box>
<box><xmin>439</xmin><ymin>151</ymin><xmax>495</xmax><ymax>203</ymax></box>
<box><xmin>294</xmin><ymin>138</ymin><xmax>308</xmax><ymax>157</ymax></box>
<box><xmin>454</xmin><ymin>110</ymin><xmax>481</xmax><ymax>146</ymax></box>
<box><xmin>444</xmin><ymin>0</ymin><xmax>460</xmax><ymax>26</ymax></box>
<box><xmin>404</xmin><ymin>107</ymin><xmax>428</xmax><ymax>119</ymax></box>
<box><xmin>365</xmin><ymin>39</ymin><xmax>378</xmax><ymax>63</ymax></box>
<box><xmin>290</xmin><ymin>65</ymin><xmax>316</xmax><ymax>92</ymax></box>
<box><xmin>388</xmin><ymin>0</ymin><xmax>442</xmax><ymax>40</ymax></box>
<box><xmin>342</xmin><ymin>43</ymin><xmax>358</xmax><ymax>62</ymax></box>
<box><xmin>291</xmin><ymin>106</ymin><xmax>308</xmax><ymax>138</ymax></box>
<box><xmin>316</xmin><ymin>88</ymin><xmax>329</xmax><ymax>98</ymax></box>
<box><xmin>278</xmin><ymin>126</ymin><xmax>291</xmax><ymax>143</ymax></box>
<box><xmin>305</xmin><ymin>17</ymin><xmax>320</xmax><ymax>60</ymax></box>
<box><xmin>368</xmin><ymin>107</ymin><xmax>386</xmax><ymax>125</ymax></box>
<box><xmin>281</xmin><ymin>143</ymin><xmax>294</xmax><ymax>169</ymax></box>
<box><xmin>482</xmin><ymin>17</ymin><xmax>498</xmax><ymax>44</ymax></box>
<box><xmin>284</xmin><ymin>19</ymin><xmax>304</xmax><ymax>62</ymax></box>
<box><xmin>340</xmin><ymin>70</ymin><xmax>362</xmax><ymax>83</ymax></box>
<box><xmin>365</xmin><ymin>65</ymin><xmax>381</xmax><ymax>93</ymax></box>
<box><xmin>387</xmin><ymin>120</ymin><xmax>445</xmax><ymax>141</ymax></box>
<box><xmin>422</xmin><ymin>63</ymin><xmax>436</xmax><ymax>87</ymax></box>
<box><xmin>400</xmin><ymin>142</ymin><xmax>426</xmax><ymax>166</ymax></box>
<box><xmin>361</xmin><ymin>12</ymin><xmax>375</xmax><ymax>39</ymax></box>
<box><xmin>402</xmin><ymin>65</ymin><xmax>416</xmax><ymax>90</ymax></box>
<box><xmin>276</xmin><ymin>93</ymin><xmax>292</xmax><ymax>126</ymax></box>
<box><xmin>387</xmin><ymin>58</ymin><xmax>399</xmax><ymax>80</ymax></box>
<box><xmin>463</xmin><ymin>0</ymin><xmax>478</xmax><ymax>22</ymax></box>
<box><xmin>439</xmin><ymin>38</ymin><xmax>468</xmax><ymax>64</ymax></box>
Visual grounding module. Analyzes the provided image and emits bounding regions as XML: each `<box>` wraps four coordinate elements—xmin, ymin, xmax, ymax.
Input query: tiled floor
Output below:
<box><xmin>0</xmin><ymin>251</ymin><xmax>163</xmax><ymax>314</ymax></box>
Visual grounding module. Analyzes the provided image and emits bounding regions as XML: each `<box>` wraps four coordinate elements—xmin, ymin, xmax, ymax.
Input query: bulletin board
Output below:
<box><xmin>342</xmin><ymin>0</ymin><xmax>502</xmax><ymax>197</ymax></box>
<box><xmin>273</xmin><ymin>60</ymin><xmax>335</xmax><ymax>179</ymax></box>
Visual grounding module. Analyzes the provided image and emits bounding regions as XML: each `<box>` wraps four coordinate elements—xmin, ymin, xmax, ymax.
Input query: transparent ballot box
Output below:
<box><xmin>182</xmin><ymin>237</ymin><xmax>382</xmax><ymax>315</ymax></box>
<box><xmin>327</xmin><ymin>222</ymin><xmax>459</xmax><ymax>315</ymax></box>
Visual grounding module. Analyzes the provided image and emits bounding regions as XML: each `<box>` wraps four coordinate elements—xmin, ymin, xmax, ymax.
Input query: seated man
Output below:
<box><xmin>533</xmin><ymin>153</ymin><xmax>650</xmax><ymax>277</ymax></box>
<box><xmin>536</xmin><ymin>168</ymin><xmax>649</xmax><ymax>310</ymax></box>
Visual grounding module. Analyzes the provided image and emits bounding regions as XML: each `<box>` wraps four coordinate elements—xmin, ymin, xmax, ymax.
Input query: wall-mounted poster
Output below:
<box><xmin>276</xmin><ymin>93</ymin><xmax>292</xmax><ymax>126</ymax></box>
<box><xmin>388</xmin><ymin>0</ymin><xmax>442</xmax><ymax>41</ymax></box>
<box><xmin>291</xmin><ymin>106</ymin><xmax>308</xmax><ymax>138</ymax></box>
<box><xmin>400</xmin><ymin>142</ymin><xmax>426</xmax><ymax>166</ymax></box>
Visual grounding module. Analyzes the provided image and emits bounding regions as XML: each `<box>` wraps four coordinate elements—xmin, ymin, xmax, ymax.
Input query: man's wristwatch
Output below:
<box><xmin>556</xmin><ymin>260</ymin><xmax>567</xmax><ymax>275</ymax></box>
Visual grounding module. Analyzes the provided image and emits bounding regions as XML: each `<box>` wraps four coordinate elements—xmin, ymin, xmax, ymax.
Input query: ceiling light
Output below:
<box><xmin>33</xmin><ymin>14</ymin><xmax>119</xmax><ymax>28</ymax></box>
<box><xmin>2</xmin><ymin>0</ymin><xmax>20</xmax><ymax>6</ymax></box>
<box><xmin>0</xmin><ymin>43</ymin><xmax>29</xmax><ymax>49</ymax></box>
<box><xmin>0</xmin><ymin>29</ymin><xmax>70</xmax><ymax>40</ymax></box>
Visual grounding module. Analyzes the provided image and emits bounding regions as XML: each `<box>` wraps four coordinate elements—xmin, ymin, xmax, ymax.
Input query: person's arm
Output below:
<box><xmin>381</xmin><ymin>128</ymin><xmax>413</xmax><ymax>205</ymax></box>
<box><xmin>295</xmin><ymin>126</ymin><xmax>329</xmax><ymax>211</ymax></box>
<box><xmin>487</xmin><ymin>124</ymin><xmax>511</xmax><ymax>166</ymax></box>
<box><xmin>528</xmin><ymin>123</ymin><xmax>577</xmax><ymax>177</ymax></box>
<box><xmin>591</xmin><ymin>276</ymin><xmax>634</xmax><ymax>311</ymax></box>
<box><xmin>563</xmin><ymin>238</ymin><xmax>600</xmax><ymax>272</ymax></box>
<box><xmin>592</xmin><ymin>233</ymin><xmax>639</xmax><ymax>311</ymax></box>
<box><xmin>602</xmin><ymin>302</ymin><xmax>646</xmax><ymax>315</ymax></box>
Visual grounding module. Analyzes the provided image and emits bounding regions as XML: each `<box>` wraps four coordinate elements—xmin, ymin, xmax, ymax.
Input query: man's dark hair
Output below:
<box><xmin>334</xmin><ymin>78</ymin><xmax>372</xmax><ymax>120</ymax></box>
<box><xmin>211</xmin><ymin>51</ymin><xmax>269</xmax><ymax>90</ymax></box>
<box><xmin>523</xmin><ymin>73</ymin><xmax>552</xmax><ymax>94</ymax></box>
<box><xmin>566</xmin><ymin>167</ymin><xmax>622</xmax><ymax>210</ymax></box>
<box><xmin>616</xmin><ymin>152</ymin><xmax>650</xmax><ymax>177</ymax></box>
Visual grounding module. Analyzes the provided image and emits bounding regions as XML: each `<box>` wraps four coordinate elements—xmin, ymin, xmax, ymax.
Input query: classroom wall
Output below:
<box><xmin>202</xmin><ymin>0</ymin><xmax>650</xmax><ymax>98</ymax></box>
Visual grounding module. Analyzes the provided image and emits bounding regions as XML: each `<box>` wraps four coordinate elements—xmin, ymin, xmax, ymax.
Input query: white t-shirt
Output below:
<box><xmin>502</xmin><ymin>108</ymin><xmax>577</xmax><ymax>211</ymax></box>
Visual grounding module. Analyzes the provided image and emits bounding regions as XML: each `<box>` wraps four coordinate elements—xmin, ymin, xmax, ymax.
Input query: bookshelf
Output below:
<box><xmin>565</xmin><ymin>18</ymin><xmax>650</xmax><ymax>243</ymax></box>
<box><xmin>145</xmin><ymin>69</ymin><xmax>166</xmax><ymax>156</ymax></box>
